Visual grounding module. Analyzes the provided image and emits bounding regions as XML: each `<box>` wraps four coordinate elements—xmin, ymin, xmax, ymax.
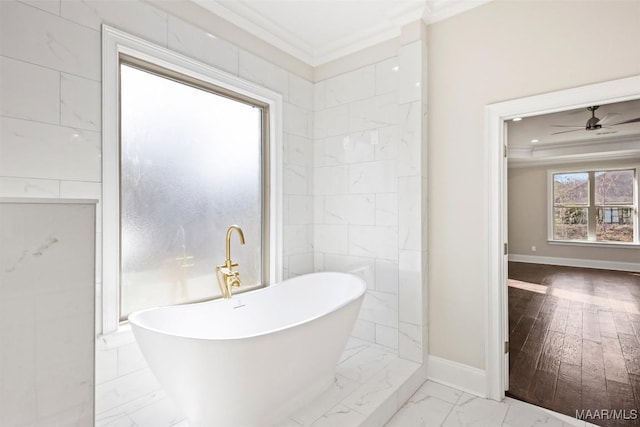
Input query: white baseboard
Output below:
<box><xmin>427</xmin><ymin>355</ymin><xmax>487</xmax><ymax>398</ymax></box>
<box><xmin>509</xmin><ymin>254</ymin><xmax>640</xmax><ymax>273</ymax></box>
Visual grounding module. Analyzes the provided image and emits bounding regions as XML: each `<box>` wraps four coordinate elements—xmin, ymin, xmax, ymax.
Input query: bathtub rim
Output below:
<box><xmin>128</xmin><ymin>271</ymin><xmax>366</xmax><ymax>342</ymax></box>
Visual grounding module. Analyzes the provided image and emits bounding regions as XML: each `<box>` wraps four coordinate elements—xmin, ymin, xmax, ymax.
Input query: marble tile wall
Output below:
<box><xmin>313</xmin><ymin>58</ymin><xmax>401</xmax><ymax>350</ymax></box>
<box><xmin>0</xmin><ymin>0</ymin><xmax>314</xmax><ymax>418</ymax></box>
<box><xmin>396</xmin><ymin>36</ymin><xmax>428</xmax><ymax>364</ymax></box>
<box><xmin>313</xmin><ymin>28</ymin><xmax>429</xmax><ymax>362</ymax></box>
<box><xmin>0</xmin><ymin>200</ymin><xmax>96</xmax><ymax>426</ymax></box>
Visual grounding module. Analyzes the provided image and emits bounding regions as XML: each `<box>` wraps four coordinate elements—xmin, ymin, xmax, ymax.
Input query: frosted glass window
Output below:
<box><xmin>119</xmin><ymin>63</ymin><xmax>265</xmax><ymax>319</ymax></box>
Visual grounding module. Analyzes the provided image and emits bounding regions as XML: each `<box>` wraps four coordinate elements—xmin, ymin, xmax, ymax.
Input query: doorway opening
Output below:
<box><xmin>486</xmin><ymin>76</ymin><xmax>640</xmax><ymax>424</ymax></box>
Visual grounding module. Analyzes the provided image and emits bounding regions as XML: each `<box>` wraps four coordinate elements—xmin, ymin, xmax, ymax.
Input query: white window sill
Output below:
<box><xmin>548</xmin><ymin>240</ymin><xmax>640</xmax><ymax>249</ymax></box>
<box><xmin>96</xmin><ymin>322</ymin><xmax>136</xmax><ymax>350</ymax></box>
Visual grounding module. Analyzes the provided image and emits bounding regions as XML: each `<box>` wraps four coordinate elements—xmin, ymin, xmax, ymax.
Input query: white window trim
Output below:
<box><xmin>546</xmin><ymin>164</ymin><xmax>640</xmax><ymax>246</ymax></box>
<box><xmin>101</xmin><ymin>25</ymin><xmax>283</xmax><ymax>336</ymax></box>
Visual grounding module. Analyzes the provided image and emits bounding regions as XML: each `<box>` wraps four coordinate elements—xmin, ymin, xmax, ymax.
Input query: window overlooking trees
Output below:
<box><xmin>553</xmin><ymin>172</ymin><xmax>589</xmax><ymax>240</ymax></box>
<box><xmin>551</xmin><ymin>168</ymin><xmax>638</xmax><ymax>244</ymax></box>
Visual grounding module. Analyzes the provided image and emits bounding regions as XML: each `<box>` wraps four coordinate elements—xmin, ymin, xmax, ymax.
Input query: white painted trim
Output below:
<box><xmin>547</xmin><ymin>240</ymin><xmax>640</xmax><ymax>249</ymax></box>
<box><xmin>508</xmin><ymin>135</ymin><xmax>640</xmax><ymax>165</ymax></box>
<box><xmin>0</xmin><ymin>198</ymin><xmax>98</xmax><ymax>205</ymax></box>
<box><xmin>193</xmin><ymin>0</ymin><xmax>423</xmax><ymax>67</ymax></box>
<box><xmin>486</xmin><ymin>74</ymin><xmax>640</xmax><ymax>401</ymax></box>
<box><xmin>192</xmin><ymin>0</ymin><xmax>313</xmax><ymax>65</ymax></box>
<box><xmin>423</xmin><ymin>0</ymin><xmax>494</xmax><ymax>25</ymax></box>
<box><xmin>101</xmin><ymin>25</ymin><xmax>283</xmax><ymax>335</ymax></box>
<box><xmin>546</xmin><ymin>169</ymin><xmax>555</xmax><ymax>241</ymax></box>
<box><xmin>193</xmin><ymin>0</ymin><xmax>492</xmax><ymax>67</ymax></box>
<box><xmin>509</xmin><ymin>254</ymin><xmax>640</xmax><ymax>273</ymax></box>
<box><xmin>509</xmin><ymin>151</ymin><xmax>640</xmax><ymax>168</ymax></box>
<box><xmin>427</xmin><ymin>355</ymin><xmax>487</xmax><ymax>398</ymax></box>
<box><xmin>486</xmin><ymin>95</ymin><xmax>508</xmax><ymax>401</ymax></box>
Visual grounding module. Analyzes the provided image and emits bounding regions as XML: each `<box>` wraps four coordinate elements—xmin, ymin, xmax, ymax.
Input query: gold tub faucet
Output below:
<box><xmin>216</xmin><ymin>225</ymin><xmax>245</xmax><ymax>298</ymax></box>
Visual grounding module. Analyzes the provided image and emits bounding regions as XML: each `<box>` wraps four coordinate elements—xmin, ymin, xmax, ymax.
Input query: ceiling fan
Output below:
<box><xmin>551</xmin><ymin>105</ymin><xmax>640</xmax><ymax>135</ymax></box>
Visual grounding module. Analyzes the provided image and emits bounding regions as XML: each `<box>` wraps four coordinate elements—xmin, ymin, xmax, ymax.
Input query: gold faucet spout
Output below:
<box><xmin>225</xmin><ymin>225</ymin><xmax>245</xmax><ymax>268</ymax></box>
<box><xmin>217</xmin><ymin>225</ymin><xmax>245</xmax><ymax>298</ymax></box>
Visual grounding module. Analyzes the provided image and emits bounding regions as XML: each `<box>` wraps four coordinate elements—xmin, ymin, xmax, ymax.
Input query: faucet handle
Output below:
<box><xmin>216</xmin><ymin>265</ymin><xmax>231</xmax><ymax>275</ymax></box>
<box><xmin>230</xmin><ymin>271</ymin><xmax>241</xmax><ymax>288</ymax></box>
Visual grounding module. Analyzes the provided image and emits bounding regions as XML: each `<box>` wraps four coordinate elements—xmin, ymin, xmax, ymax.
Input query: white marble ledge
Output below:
<box><xmin>0</xmin><ymin>197</ymin><xmax>98</xmax><ymax>204</ymax></box>
<box><xmin>97</xmin><ymin>322</ymin><xmax>137</xmax><ymax>350</ymax></box>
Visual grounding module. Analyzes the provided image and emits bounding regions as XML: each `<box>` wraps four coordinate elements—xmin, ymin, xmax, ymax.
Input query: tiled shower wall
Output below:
<box><xmin>312</xmin><ymin>29</ymin><xmax>428</xmax><ymax>359</ymax></box>
<box><xmin>313</xmin><ymin>59</ymin><xmax>401</xmax><ymax>349</ymax></box>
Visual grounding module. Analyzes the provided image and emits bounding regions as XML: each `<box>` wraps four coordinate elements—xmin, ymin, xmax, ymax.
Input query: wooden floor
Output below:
<box><xmin>507</xmin><ymin>262</ymin><xmax>640</xmax><ymax>427</ymax></box>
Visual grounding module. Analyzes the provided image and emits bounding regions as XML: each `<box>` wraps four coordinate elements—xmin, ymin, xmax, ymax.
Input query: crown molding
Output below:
<box><xmin>192</xmin><ymin>0</ymin><xmax>316</xmax><ymax>65</ymax></box>
<box><xmin>192</xmin><ymin>0</ymin><xmax>492</xmax><ymax>67</ymax></box>
<box><xmin>508</xmin><ymin>135</ymin><xmax>640</xmax><ymax>167</ymax></box>
<box><xmin>423</xmin><ymin>0</ymin><xmax>493</xmax><ymax>24</ymax></box>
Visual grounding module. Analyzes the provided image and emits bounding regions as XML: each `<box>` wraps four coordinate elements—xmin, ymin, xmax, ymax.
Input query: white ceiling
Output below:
<box><xmin>193</xmin><ymin>0</ymin><xmax>492</xmax><ymax>66</ymax></box>
<box><xmin>508</xmin><ymin>98</ymin><xmax>640</xmax><ymax>165</ymax></box>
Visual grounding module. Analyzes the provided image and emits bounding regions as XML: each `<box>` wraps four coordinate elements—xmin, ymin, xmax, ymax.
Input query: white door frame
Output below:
<box><xmin>485</xmin><ymin>74</ymin><xmax>640</xmax><ymax>401</ymax></box>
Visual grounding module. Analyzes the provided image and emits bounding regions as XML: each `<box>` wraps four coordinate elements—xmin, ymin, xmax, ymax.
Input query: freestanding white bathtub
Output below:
<box><xmin>129</xmin><ymin>272</ymin><xmax>365</xmax><ymax>427</ymax></box>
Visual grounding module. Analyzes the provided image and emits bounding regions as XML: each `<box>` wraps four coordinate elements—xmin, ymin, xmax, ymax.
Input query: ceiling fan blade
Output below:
<box><xmin>551</xmin><ymin>124</ymin><xmax>584</xmax><ymax>128</ymax></box>
<box><xmin>551</xmin><ymin>129</ymin><xmax>584</xmax><ymax>135</ymax></box>
<box><xmin>609</xmin><ymin>117</ymin><xmax>640</xmax><ymax>126</ymax></box>
<box><xmin>596</xmin><ymin>113</ymin><xmax>620</xmax><ymax>125</ymax></box>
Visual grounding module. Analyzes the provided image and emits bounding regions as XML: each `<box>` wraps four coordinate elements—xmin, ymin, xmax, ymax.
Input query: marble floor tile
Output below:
<box><xmin>502</xmin><ymin>401</ymin><xmax>568</xmax><ymax>427</ymax></box>
<box><xmin>441</xmin><ymin>394</ymin><xmax>510</xmax><ymax>427</ymax></box>
<box><xmin>274</xmin><ymin>418</ymin><xmax>304</xmax><ymax>427</ymax></box>
<box><xmin>339</xmin><ymin>337</ymin><xmax>371</xmax><ymax>363</ymax></box>
<box><xmin>290</xmin><ymin>374</ymin><xmax>361</xmax><ymax>426</ymax></box>
<box><xmin>128</xmin><ymin>397</ymin><xmax>184</xmax><ymax>426</ymax></box>
<box><xmin>414</xmin><ymin>381</ymin><xmax>463</xmax><ymax>405</ymax></box>
<box><xmin>337</xmin><ymin>346</ymin><xmax>397</xmax><ymax>383</ymax></box>
<box><xmin>308</xmin><ymin>404</ymin><xmax>367</xmax><ymax>427</ymax></box>
<box><xmin>343</xmin><ymin>358</ymin><xmax>419</xmax><ymax>415</ymax></box>
<box><xmin>385</xmin><ymin>382</ymin><xmax>593</xmax><ymax>427</ymax></box>
<box><xmin>385</xmin><ymin>392</ymin><xmax>454</xmax><ymax>427</ymax></box>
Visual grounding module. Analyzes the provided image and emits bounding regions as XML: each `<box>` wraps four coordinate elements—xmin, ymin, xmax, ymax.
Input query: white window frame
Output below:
<box><xmin>101</xmin><ymin>26</ymin><xmax>283</xmax><ymax>335</ymax></box>
<box><xmin>547</xmin><ymin>164</ymin><xmax>640</xmax><ymax>247</ymax></box>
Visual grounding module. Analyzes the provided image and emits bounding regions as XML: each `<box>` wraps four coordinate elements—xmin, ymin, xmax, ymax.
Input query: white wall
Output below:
<box><xmin>428</xmin><ymin>0</ymin><xmax>640</xmax><ymax>370</ymax></box>
<box><xmin>0</xmin><ymin>0</ymin><xmax>314</xmax><ymax>423</ymax></box>
<box><xmin>508</xmin><ymin>159</ymin><xmax>640</xmax><ymax>265</ymax></box>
